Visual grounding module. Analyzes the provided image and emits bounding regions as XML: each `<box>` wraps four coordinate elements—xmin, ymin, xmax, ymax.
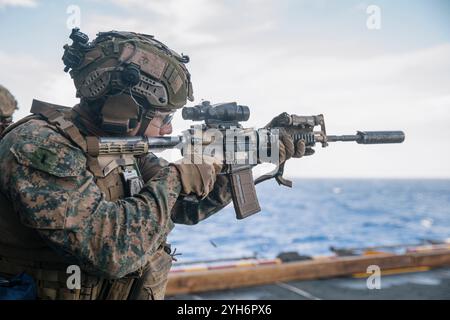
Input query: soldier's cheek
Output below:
<box><xmin>159</xmin><ymin>124</ymin><xmax>172</xmax><ymax>136</ymax></box>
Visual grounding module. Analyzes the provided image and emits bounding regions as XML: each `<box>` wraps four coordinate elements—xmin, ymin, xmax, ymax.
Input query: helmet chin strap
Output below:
<box><xmin>137</xmin><ymin>109</ymin><xmax>155</xmax><ymax>136</ymax></box>
<box><xmin>127</xmin><ymin>87</ymin><xmax>155</xmax><ymax>136</ymax></box>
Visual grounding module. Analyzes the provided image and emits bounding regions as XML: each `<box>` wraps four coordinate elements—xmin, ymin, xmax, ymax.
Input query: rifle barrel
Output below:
<box><xmin>326</xmin><ymin>135</ymin><xmax>358</xmax><ymax>142</ymax></box>
<box><xmin>146</xmin><ymin>136</ymin><xmax>183</xmax><ymax>149</ymax></box>
<box><xmin>327</xmin><ymin>131</ymin><xmax>405</xmax><ymax>144</ymax></box>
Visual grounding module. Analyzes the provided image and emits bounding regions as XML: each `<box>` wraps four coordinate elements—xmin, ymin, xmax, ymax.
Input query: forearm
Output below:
<box><xmin>171</xmin><ymin>175</ymin><xmax>232</xmax><ymax>225</ymax></box>
<box><xmin>12</xmin><ymin>165</ymin><xmax>181</xmax><ymax>279</ymax></box>
<box><xmin>137</xmin><ymin>153</ymin><xmax>232</xmax><ymax>225</ymax></box>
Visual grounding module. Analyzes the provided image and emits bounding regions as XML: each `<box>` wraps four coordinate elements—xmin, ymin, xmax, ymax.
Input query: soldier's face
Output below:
<box><xmin>146</xmin><ymin>117</ymin><xmax>173</xmax><ymax>136</ymax></box>
<box><xmin>128</xmin><ymin>109</ymin><xmax>174</xmax><ymax>137</ymax></box>
<box><xmin>129</xmin><ymin>113</ymin><xmax>173</xmax><ymax>137</ymax></box>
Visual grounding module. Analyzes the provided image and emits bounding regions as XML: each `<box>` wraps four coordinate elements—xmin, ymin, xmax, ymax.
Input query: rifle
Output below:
<box><xmin>86</xmin><ymin>101</ymin><xmax>405</xmax><ymax>219</ymax></box>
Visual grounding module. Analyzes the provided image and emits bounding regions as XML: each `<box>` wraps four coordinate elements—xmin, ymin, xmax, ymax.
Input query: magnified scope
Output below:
<box><xmin>182</xmin><ymin>101</ymin><xmax>250</xmax><ymax>122</ymax></box>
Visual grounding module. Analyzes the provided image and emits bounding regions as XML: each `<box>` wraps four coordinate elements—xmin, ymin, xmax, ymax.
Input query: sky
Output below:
<box><xmin>0</xmin><ymin>0</ymin><xmax>449</xmax><ymax>178</ymax></box>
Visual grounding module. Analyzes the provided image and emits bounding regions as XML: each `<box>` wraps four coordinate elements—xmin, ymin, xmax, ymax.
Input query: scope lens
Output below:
<box><xmin>182</xmin><ymin>107</ymin><xmax>195</xmax><ymax>120</ymax></box>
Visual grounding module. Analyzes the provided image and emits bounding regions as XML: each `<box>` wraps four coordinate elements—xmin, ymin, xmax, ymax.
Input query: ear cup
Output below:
<box><xmin>101</xmin><ymin>94</ymin><xmax>141</xmax><ymax>134</ymax></box>
<box><xmin>121</xmin><ymin>64</ymin><xmax>141</xmax><ymax>87</ymax></box>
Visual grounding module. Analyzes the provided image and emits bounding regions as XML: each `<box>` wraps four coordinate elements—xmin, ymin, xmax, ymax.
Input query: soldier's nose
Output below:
<box><xmin>160</xmin><ymin>123</ymin><xmax>172</xmax><ymax>135</ymax></box>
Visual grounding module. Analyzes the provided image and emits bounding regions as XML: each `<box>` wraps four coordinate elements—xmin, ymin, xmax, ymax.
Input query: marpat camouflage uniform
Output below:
<box><xmin>0</xmin><ymin>113</ymin><xmax>231</xmax><ymax>299</ymax></box>
<box><xmin>0</xmin><ymin>29</ymin><xmax>232</xmax><ymax>300</ymax></box>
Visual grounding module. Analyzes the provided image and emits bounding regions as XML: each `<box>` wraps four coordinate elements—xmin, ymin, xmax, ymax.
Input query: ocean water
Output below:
<box><xmin>168</xmin><ymin>179</ymin><xmax>450</xmax><ymax>263</ymax></box>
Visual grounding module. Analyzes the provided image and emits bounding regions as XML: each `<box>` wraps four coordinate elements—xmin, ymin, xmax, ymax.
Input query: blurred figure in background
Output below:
<box><xmin>0</xmin><ymin>85</ymin><xmax>18</xmax><ymax>136</ymax></box>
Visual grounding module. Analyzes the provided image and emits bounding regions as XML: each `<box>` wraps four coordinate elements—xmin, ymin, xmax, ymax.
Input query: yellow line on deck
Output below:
<box><xmin>352</xmin><ymin>266</ymin><xmax>430</xmax><ymax>278</ymax></box>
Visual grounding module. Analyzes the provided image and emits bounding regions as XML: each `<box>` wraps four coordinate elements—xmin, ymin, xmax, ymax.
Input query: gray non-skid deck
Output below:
<box><xmin>169</xmin><ymin>267</ymin><xmax>450</xmax><ymax>300</ymax></box>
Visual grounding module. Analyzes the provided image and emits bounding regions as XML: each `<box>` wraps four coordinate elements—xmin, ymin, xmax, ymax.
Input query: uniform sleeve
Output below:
<box><xmin>137</xmin><ymin>153</ymin><xmax>232</xmax><ymax>225</ymax></box>
<box><xmin>0</xmin><ymin>120</ymin><xmax>181</xmax><ymax>279</ymax></box>
<box><xmin>170</xmin><ymin>174</ymin><xmax>232</xmax><ymax>225</ymax></box>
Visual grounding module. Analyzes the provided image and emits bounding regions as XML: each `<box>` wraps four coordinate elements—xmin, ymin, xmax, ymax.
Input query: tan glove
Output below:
<box><xmin>278</xmin><ymin>128</ymin><xmax>314</xmax><ymax>164</ymax></box>
<box><xmin>265</xmin><ymin>114</ymin><xmax>314</xmax><ymax>165</ymax></box>
<box><xmin>171</xmin><ymin>155</ymin><xmax>223</xmax><ymax>199</ymax></box>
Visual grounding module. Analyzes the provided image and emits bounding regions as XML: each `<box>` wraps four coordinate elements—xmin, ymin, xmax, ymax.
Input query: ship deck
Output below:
<box><xmin>169</xmin><ymin>267</ymin><xmax>450</xmax><ymax>300</ymax></box>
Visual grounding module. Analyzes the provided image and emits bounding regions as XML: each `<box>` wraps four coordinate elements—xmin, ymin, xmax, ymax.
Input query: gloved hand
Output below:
<box><xmin>171</xmin><ymin>155</ymin><xmax>223</xmax><ymax>199</ymax></box>
<box><xmin>278</xmin><ymin>128</ymin><xmax>315</xmax><ymax>165</ymax></box>
<box><xmin>279</xmin><ymin>129</ymin><xmax>303</xmax><ymax>164</ymax></box>
<box><xmin>265</xmin><ymin>114</ymin><xmax>314</xmax><ymax>165</ymax></box>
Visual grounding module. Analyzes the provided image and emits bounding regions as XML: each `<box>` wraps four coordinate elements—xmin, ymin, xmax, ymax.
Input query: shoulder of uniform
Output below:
<box><xmin>8</xmin><ymin>118</ymin><xmax>87</xmax><ymax>177</ymax></box>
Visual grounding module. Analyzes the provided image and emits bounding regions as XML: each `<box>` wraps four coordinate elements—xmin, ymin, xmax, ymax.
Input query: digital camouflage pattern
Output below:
<box><xmin>0</xmin><ymin>29</ymin><xmax>230</xmax><ymax>299</ymax></box>
<box><xmin>138</xmin><ymin>153</ymin><xmax>232</xmax><ymax>225</ymax></box>
<box><xmin>0</xmin><ymin>118</ymin><xmax>181</xmax><ymax>279</ymax></box>
<box><xmin>0</xmin><ymin>115</ymin><xmax>231</xmax><ymax>290</ymax></box>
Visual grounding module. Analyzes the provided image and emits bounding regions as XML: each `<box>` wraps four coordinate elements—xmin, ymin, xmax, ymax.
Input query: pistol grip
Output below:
<box><xmin>229</xmin><ymin>167</ymin><xmax>261</xmax><ymax>219</ymax></box>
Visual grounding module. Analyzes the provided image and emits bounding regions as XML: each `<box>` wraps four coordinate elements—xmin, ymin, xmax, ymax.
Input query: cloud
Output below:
<box><xmin>158</xmin><ymin>42</ymin><xmax>450</xmax><ymax>178</ymax></box>
<box><xmin>2</xmin><ymin>0</ymin><xmax>449</xmax><ymax>178</ymax></box>
<box><xmin>174</xmin><ymin>42</ymin><xmax>449</xmax><ymax>178</ymax></box>
<box><xmin>0</xmin><ymin>51</ymin><xmax>77</xmax><ymax>120</ymax></box>
<box><xmin>0</xmin><ymin>0</ymin><xmax>38</xmax><ymax>9</ymax></box>
<box><xmin>84</xmin><ymin>0</ymin><xmax>278</xmax><ymax>48</ymax></box>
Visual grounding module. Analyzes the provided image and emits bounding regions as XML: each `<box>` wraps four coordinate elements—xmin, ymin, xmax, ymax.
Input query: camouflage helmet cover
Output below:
<box><xmin>0</xmin><ymin>85</ymin><xmax>18</xmax><ymax>118</ymax></box>
<box><xmin>63</xmin><ymin>30</ymin><xmax>194</xmax><ymax>111</ymax></box>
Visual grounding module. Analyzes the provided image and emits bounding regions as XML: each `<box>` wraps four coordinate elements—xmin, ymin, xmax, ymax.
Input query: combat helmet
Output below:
<box><xmin>62</xmin><ymin>28</ymin><xmax>194</xmax><ymax>134</ymax></box>
<box><xmin>0</xmin><ymin>85</ymin><xmax>18</xmax><ymax>132</ymax></box>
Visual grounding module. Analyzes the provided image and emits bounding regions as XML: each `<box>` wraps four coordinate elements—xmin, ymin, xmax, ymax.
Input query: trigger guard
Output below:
<box><xmin>275</xmin><ymin>174</ymin><xmax>293</xmax><ymax>188</ymax></box>
<box><xmin>254</xmin><ymin>163</ymin><xmax>293</xmax><ymax>188</ymax></box>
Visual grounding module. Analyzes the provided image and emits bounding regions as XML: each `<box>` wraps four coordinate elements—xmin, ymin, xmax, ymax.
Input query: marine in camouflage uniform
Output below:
<box><xmin>0</xmin><ymin>30</ymin><xmax>303</xmax><ymax>300</ymax></box>
<box><xmin>0</xmin><ymin>85</ymin><xmax>18</xmax><ymax>136</ymax></box>
<box><xmin>0</xmin><ymin>30</ymin><xmax>231</xmax><ymax>300</ymax></box>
